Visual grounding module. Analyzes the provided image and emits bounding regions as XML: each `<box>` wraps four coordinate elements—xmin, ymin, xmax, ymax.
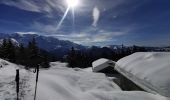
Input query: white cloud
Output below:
<box><xmin>92</xmin><ymin>6</ymin><xmax>100</xmax><ymax>27</ymax></box>
<box><xmin>32</xmin><ymin>22</ymin><xmax>59</xmax><ymax>34</ymax></box>
<box><xmin>15</xmin><ymin>32</ymin><xmax>39</xmax><ymax>37</ymax></box>
<box><xmin>16</xmin><ymin>32</ymin><xmax>38</xmax><ymax>35</ymax></box>
<box><xmin>1</xmin><ymin>1</ymin><xmax>41</xmax><ymax>12</ymax></box>
<box><xmin>45</xmin><ymin>28</ymin><xmax>128</xmax><ymax>45</ymax></box>
<box><xmin>0</xmin><ymin>0</ymin><xmax>66</xmax><ymax>16</ymax></box>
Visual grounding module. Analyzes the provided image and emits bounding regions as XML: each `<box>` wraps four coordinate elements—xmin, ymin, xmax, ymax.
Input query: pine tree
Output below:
<box><xmin>17</xmin><ymin>43</ymin><xmax>26</xmax><ymax>65</ymax></box>
<box><xmin>7</xmin><ymin>39</ymin><xmax>16</xmax><ymax>62</ymax></box>
<box><xmin>41</xmin><ymin>55</ymin><xmax>50</xmax><ymax>68</ymax></box>
<box><xmin>1</xmin><ymin>39</ymin><xmax>8</xmax><ymax>59</ymax></box>
<box><xmin>27</xmin><ymin>38</ymin><xmax>40</xmax><ymax>68</ymax></box>
<box><xmin>0</xmin><ymin>39</ymin><xmax>16</xmax><ymax>62</ymax></box>
<box><xmin>67</xmin><ymin>47</ymin><xmax>76</xmax><ymax>67</ymax></box>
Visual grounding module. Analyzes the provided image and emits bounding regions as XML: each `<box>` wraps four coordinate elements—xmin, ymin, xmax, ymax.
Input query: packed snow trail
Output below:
<box><xmin>0</xmin><ymin>60</ymin><xmax>170</xmax><ymax>100</ymax></box>
<box><xmin>36</xmin><ymin>62</ymin><xmax>121</xmax><ymax>100</ymax></box>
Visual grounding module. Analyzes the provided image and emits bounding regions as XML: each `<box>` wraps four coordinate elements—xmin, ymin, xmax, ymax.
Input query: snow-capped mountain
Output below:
<box><xmin>0</xmin><ymin>33</ymin><xmax>85</xmax><ymax>57</ymax></box>
<box><xmin>0</xmin><ymin>38</ymin><xmax>20</xmax><ymax>47</ymax></box>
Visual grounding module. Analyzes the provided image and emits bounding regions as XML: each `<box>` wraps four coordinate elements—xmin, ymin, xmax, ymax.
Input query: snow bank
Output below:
<box><xmin>92</xmin><ymin>58</ymin><xmax>115</xmax><ymax>72</ymax></box>
<box><xmin>115</xmin><ymin>52</ymin><xmax>170</xmax><ymax>97</ymax></box>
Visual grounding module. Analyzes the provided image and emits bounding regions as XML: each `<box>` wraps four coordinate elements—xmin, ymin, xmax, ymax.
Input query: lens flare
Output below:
<box><xmin>57</xmin><ymin>0</ymin><xmax>79</xmax><ymax>31</ymax></box>
<box><xmin>66</xmin><ymin>0</ymin><xmax>79</xmax><ymax>8</ymax></box>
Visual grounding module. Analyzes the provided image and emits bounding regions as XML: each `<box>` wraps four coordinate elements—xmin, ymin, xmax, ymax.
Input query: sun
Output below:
<box><xmin>57</xmin><ymin>0</ymin><xmax>79</xmax><ymax>30</ymax></box>
<box><xmin>66</xmin><ymin>0</ymin><xmax>79</xmax><ymax>8</ymax></box>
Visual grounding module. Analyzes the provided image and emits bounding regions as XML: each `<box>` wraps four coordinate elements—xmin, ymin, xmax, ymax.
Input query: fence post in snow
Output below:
<box><xmin>15</xmin><ymin>69</ymin><xmax>20</xmax><ymax>100</ymax></box>
<box><xmin>34</xmin><ymin>65</ymin><xmax>40</xmax><ymax>100</ymax></box>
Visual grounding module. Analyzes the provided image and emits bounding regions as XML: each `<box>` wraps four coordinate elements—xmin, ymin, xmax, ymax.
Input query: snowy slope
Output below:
<box><xmin>0</xmin><ymin>59</ymin><xmax>35</xmax><ymax>100</ymax></box>
<box><xmin>0</xmin><ymin>59</ymin><xmax>170</xmax><ymax>100</ymax></box>
<box><xmin>115</xmin><ymin>52</ymin><xmax>170</xmax><ymax>97</ymax></box>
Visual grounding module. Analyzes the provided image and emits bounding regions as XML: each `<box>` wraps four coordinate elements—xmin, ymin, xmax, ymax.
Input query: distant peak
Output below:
<box><xmin>0</xmin><ymin>38</ymin><xmax>20</xmax><ymax>47</ymax></box>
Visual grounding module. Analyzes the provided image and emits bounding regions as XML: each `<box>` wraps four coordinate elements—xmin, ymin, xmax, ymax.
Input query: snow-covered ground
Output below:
<box><xmin>115</xmin><ymin>52</ymin><xmax>170</xmax><ymax>97</ymax></box>
<box><xmin>0</xmin><ymin>59</ymin><xmax>35</xmax><ymax>100</ymax></box>
<box><xmin>0</xmin><ymin>59</ymin><xmax>170</xmax><ymax>100</ymax></box>
<box><xmin>92</xmin><ymin>58</ymin><xmax>115</xmax><ymax>72</ymax></box>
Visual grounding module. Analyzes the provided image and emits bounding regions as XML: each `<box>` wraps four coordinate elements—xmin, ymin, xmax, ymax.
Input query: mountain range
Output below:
<box><xmin>0</xmin><ymin>33</ymin><xmax>86</xmax><ymax>57</ymax></box>
<box><xmin>0</xmin><ymin>33</ymin><xmax>169</xmax><ymax>58</ymax></box>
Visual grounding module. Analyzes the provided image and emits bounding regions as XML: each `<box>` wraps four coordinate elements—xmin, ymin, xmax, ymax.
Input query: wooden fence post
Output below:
<box><xmin>15</xmin><ymin>69</ymin><xmax>20</xmax><ymax>100</ymax></box>
<box><xmin>34</xmin><ymin>65</ymin><xmax>39</xmax><ymax>100</ymax></box>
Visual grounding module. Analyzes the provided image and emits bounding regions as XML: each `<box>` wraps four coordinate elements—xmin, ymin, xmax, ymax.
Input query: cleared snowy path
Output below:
<box><xmin>37</xmin><ymin>62</ymin><xmax>121</xmax><ymax>100</ymax></box>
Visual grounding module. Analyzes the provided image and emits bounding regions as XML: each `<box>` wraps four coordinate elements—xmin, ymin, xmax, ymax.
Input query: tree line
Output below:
<box><xmin>66</xmin><ymin>45</ymin><xmax>147</xmax><ymax>68</ymax></box>
<box><xmin>0</xmin><ymin>38</ymin><xmax>56</xmax><ymax>68</ymax></box>
<box><xmin>0</xmin><ymin>38</ymin><xmax>149</xmax><ymax>69</ymax></box>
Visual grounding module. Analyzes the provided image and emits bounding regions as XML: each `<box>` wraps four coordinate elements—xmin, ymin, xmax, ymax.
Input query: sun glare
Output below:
<box><xmin>66</xmin><ymin>0</ymin><xmax>79</xmax><ymax>8</ymax></box>
<box><xmin>57</xmin><ymin>0</ymin><xmax>79</xmax><ymax>30</ymax></box>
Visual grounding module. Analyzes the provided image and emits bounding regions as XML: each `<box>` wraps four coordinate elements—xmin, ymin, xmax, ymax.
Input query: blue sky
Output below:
<box><xmin>0</xmin><ymin>0</ymin><xmax>170</xmax><ymax>46</ymax></box>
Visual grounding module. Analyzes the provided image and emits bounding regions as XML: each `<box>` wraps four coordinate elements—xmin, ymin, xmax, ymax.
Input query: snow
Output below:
<box><xmin>0</xmin><ymin>38</ymin><xmax>20</xmax><ymax>47</ymax></box>
<box><xmin>83</xmin><ymin>67</ymin><xmax>93</xmax><ymax>72</ymax></box>
<box><xmin>10</xmin><ymin>38</ymin><xmax>20</xmax><ymax>47</ymax></box>
<box><xmin>92</xmin><ymin>58</ymin><xmax>115</xmax><ymax>72</ymax></box>
<box><xmin>0</xmin><ymin>59</ymin><xmax>170</xmax><ymax>100</ymax></box>
<box><xmin>115</xmin><ymin>52</ymin><xmax>170</xmax><ymax>97</ymax></box>
<box><xmin>0</xmin><ymin>59</ymin><xmax>35</xmax><ymax>100</ymax></box>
